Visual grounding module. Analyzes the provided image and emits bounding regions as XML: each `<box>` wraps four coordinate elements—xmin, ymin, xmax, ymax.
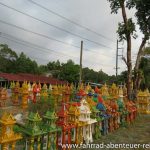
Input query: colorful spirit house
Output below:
<box><xmin>19</xmin><ymin>112</ymin><xmax>45</xmax><ymax>150</ymax></box>
<box><xmin>101</xmin><ymin>83</ymin><xmax>109</xmax><ymax>100</ymax></box>
<box><xmin>10</xmin><ymin>81</ymin><xmax>15</xmax><ymax>104</ymax></box>
<box><xmin>32</xmin><ymin>82</ymin><xmax>41</xmax><ymax>103</ymax></box>
<box><xmin>40</xmin><ymin>83</ymin><xmax>48</xmax><ymax>102</ymax></box>
<box><xmin>0</xmin><ymin>113</ymin><xmax>22</xmax><ymax>150</ymax></box>
<box><xmin>0</xmin><ymin>87</ymin><xmax>8</xmax><ymax>107</ymax></box>
<box><xmin>13</xmin><ymin>81</ymin><xmax>20</xmax><ymax>105</ymax></box>
<box><xmin>21</xmin><ymin>81</ymin><xmax>29</xmax><ymax>109</ymax></box>
<box><xmin>137</xmin><ymin>89</ymin><xmax>150</xmax><ymax>114</ymax></box>
<box><xmin>57</xmin><ymin>103</ymin><xmax>75</xmax><ymax>150</ymax></box>
<box><xmin>91</xmin><ymin>106</ymin><xmax>102</xmax><ymax>140</ymax></box>
<box><xmin>52</xmin><ymin>85</ymin><xmax>60</xmax><ymax>108</ymax></box>
<box><xmin>96</xmin><ymin>98</ymin><xmax>110</xmax><ymax>135</ymax></box>
<box><xmin>117</xmin><ymin>86</ymin><xmax>128</xmax><ymax>127</ymax></box>
<box><xmin>78</xmin><ymin>99</ymin><xmax>97</xmax><ymax>144</ymax></box>
<box><xmin>68</xmin><ymin>103</ymin><xmax>85</xmax><ymax>144</ymax></box>
<box><xmin>62</xmin><ymin>85</ymin><xmax>71</xmax><ymax>103</ymax></box>
<box><xmin>43</xmin><ymin>110</ymin><xmax>61</xmax><ymax>150</ymax></box>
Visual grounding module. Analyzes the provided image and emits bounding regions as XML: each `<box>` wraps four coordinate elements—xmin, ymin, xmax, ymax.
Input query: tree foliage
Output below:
<box><xmin>139</xmin><ymin>57</ymin><xmax>150</xmax><ymax>90</ymax></box>
<box><xmin>0</xmin><ymin>44</ymin><xmax>136</xmax><ymax>85</ymax></box>
<box><xmin>15</xmin><ymin>52</ymin><xmax>39</xmax><ymax>74</ymax></box>
<box><xmin>58</xmin><ymin>60</ymin><xmax>80</xmax><ymax>83</ymax></box>
<box><xmin>0</xmin><ymin>44</ymin><xmax>18</xmax><ymax>73</ymax></box>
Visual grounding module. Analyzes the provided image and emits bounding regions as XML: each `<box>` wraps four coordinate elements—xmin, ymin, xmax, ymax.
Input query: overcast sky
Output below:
<box><xmin>0</xmin><ymin>0</ymin><xmax>144</xmax><ymax>75</ymax></box>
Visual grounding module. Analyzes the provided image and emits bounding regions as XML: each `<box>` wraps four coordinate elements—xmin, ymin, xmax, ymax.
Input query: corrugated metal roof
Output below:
<box><xmin>0</xmin><ymin>73</ymin><xmax>67</xmax><ymax>84</ymax></box>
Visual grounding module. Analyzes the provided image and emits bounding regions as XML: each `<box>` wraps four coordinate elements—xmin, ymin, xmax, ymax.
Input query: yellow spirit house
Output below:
<box><xmin>0</xmin><ymin>113</ymin><xmax>22</xmax><ymax>150</ymax></box>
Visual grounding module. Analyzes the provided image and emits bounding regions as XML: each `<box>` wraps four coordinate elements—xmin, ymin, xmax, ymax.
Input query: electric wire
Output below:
<box><xmin>0</xmin><ymin>33</ymin><xmax>113</xmax><ymax>67</ymax></box>
<box><xmin>27</xmin><ymin>0</ymin><xmax>115</xmax><ymax>43</ymax></box>
<box><xmin>0</xmin><ymin>2</ymin><xmax>114</xmax><ymax>49</ymax></box>
<box><xmin>0</xmin><ymin>33</ymin><xmax>78</xmax><ymax>59</ymax></box>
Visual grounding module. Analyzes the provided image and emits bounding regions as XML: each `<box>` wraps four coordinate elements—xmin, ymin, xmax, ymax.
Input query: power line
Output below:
<box><xmin>0</xmin><ymin>33</ymin><xmax>113</xmax><ymax>68</ymax></box>
<box><xmin>0</xmin><ymin>18</ymin><xmax>115</xmax><ymax>58</ymax></box>
<box><xmin>0</xmin><ymin>19</ymin><xmax>82</xmax><ymax>48</ymax></box>
<box><xmin>27</xmin><ymin>0</ymin><xmax>115</xmax><ymax>43</ymax></box>
<box><xmin>0</xmin><ymin>2</ymin><xmax>114</xmax><ymax>49</ymax></box>
<box><xmin>0</xmin><ymin>35</ymin><xmax>79</xmax><ymax>63</ymax></box>
<box><xmin>1</xmin><ymin>32</ymin><xmax>115</xmax><ymax>58</ymax></box>
<box><xmin>0</xmin><ymin>32</ymin><xmax>78</xmax><ymax>59</ymax></box>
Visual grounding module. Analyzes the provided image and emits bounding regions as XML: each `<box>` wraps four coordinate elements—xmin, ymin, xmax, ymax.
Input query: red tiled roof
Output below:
<box><xmin>0</xmin><ymin>73</ymin><xmax>66</xmax><ymax>84</ymax></box>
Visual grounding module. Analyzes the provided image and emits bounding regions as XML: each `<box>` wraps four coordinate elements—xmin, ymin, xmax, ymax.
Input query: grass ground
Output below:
<box><xmin>83</xmin><ymin>114</ymin><xmax>150</xmax><ymax>150</ymax></box>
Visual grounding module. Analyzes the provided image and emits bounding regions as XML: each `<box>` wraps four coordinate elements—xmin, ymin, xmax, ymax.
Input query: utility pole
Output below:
<box><xmin>115</xmin><ymin>40</ymin><xmax>123</xmax><ymax>77</ymax></box>
<box><xmin>79</xmin><ymin>41</ymin><xmax>83</xmax><ymax>85</ymax></box>
<box><xmin>116</xmin><ymin>40</ymin><xmax>119</xmax><ymax>77</ymax></box>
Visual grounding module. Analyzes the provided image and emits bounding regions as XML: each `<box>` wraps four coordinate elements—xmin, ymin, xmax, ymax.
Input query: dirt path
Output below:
<box><xmin>84</xmin><ymin>115</ymin><xmax>150</xmax><ymax>150</ymax></box>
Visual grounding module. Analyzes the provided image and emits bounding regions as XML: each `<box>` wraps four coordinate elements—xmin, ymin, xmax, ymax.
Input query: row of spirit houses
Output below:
<box><xmin>0</xmin><ymin>82</ymin><xmax>150</xmax><ymax>150</ymax></box>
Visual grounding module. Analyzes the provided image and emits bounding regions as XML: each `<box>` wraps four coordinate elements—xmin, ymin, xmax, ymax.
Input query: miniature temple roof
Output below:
<box><xmin>68</xmin><ymin>104</ymin><xmax>80</xmax><ymax>116</ymax></box>
<box><xmin>118</xmin><ymin>86</ymin><xmax>123</xmax><ymax>97</ymax></box>
<box><xmin>101</xmin><ymin>83</ymin><xmax>109</xmax><ymax>96</ymax></box>
<box><xmin>57</xmin><ymin>104</ymin><xmax>68</xmax><ymax>117</ymax></box>
<box><xmin>85</xmin><ymin>83</ymin><xmax>91</xmax><ymax>93</ymax></box>
<box><xmin>48</xmin><ymin>84</ymin><xmax>52</xmax><ymax>90</ymax></box>
<box><xmin>95</xmin><ymin>86</ymin><xmax>99</xmax><ymax>93</ymax></box>
<box><xmin>27</xmin><ymin>112</ymin><xmax>42</xmax><ymax>122</ymax></box>
<box><xmin>42</xmin><ymin>83</ymin><xmax>48</xmax><ymax>90</ymax></box>
<box><xmin>43</xmin><ymin>110</ymin><xmax>58</xmax><ymax>120</ymax></box>
<box><xmin>79</xmin><ymin>99</ymin><xmax>91</xmax><ymax>114</ymax></box>
<box><xmin>145</xmin><ymin>88</ymin><xmax>149</xmax><ymax>93</ymax></box>
<box><xmin>138</xmin><ymin>90</ymin><xmax>148</xmax><ymax>97</ymax></box>
<box><xmin>16</xmin><ymin>81</ymin><xmax>20</xmax><ymax>87</ymax></box>
<box><xmin>0</xmin><ymin>113</ymin><xmax>16</xmax><ymax>125</ymax></box>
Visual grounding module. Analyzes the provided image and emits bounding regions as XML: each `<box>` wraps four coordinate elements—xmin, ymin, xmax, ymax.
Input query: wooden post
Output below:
<box><xmin>79</xmin><ymin>41</ymin><xmax>83</xmax><ymax>85</ymax></box>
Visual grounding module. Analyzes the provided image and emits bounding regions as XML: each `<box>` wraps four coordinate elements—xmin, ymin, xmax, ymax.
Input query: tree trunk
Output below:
<box><xmin>133</xmin><ymin>37</ymin><xmax>147</xmax><ymax>97</ymax></box>
<box><xmin>127</xmin><ymin>36</ymin><xmax>132</xmax><ymax>99</ymax></box>
<box><xmin>121</xmin><ymin>2</ymin><xmax>132</xmax><ymax>99</ymax></box>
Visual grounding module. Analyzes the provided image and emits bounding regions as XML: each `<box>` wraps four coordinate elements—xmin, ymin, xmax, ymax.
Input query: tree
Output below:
<box><xmin>82</xmin><ymin>68</ymin><xmax>109</xmax><ymax>83</ymax></box>
<box><xmin>132</xmin><ymin>0</ymin><xmax>150</xmax><ymax>94</ymax></box>
<box><xmin>59</xmin><ymin>60</ymin><xmax>80</xmax><ymax>83</ymax></box>
<box><xmin>38</xmin><ymin>65</ymin><xmax>48</xmax><ymax>75</ymax></box>
<box><xmin>15</xmin><ymin>52</ymin><xmax>39</xmax><ymax>74</ymax></box>
<box><xmin>139</xmin><ymin>47</ymin><xmax>150</xmax><ymax>90</ymax></box>
<box><xmin>47</xmin><ymin>60</ymin><xmax>61</xmax><ymax>71</ymax></box>
<box><xmin>108</xmin><ymin>0</ymin><xmax>150</xmax><ymax>98</ymax></box>
<box><xmin>0</xmin><ymin>44</ymin><xmax>18</xmax><ymax>73</ymax></box>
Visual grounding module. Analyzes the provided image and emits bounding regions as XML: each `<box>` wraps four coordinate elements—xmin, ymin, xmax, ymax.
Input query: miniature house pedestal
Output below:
<box><xmin>43</xmin><ymin>110</ymin><xmax>61</xmax><ymax>150</ymax></box>
<box><xmin>52</xmin><ymin>85</ymin><xmax>60</xmax><ymax>108</ymax></box>
<box><xmin>68</xmin><ymin>102</ymin><xmax>87</xmax><ymax>144</ymax></box>
<box><xmin>40</xmin><ymin>83</ymin><xmax>48</xmax><ymax>102</ymax></box>
<box><xmin>126</xmin><ymin>100</ymin><xmax>137</xmax><ymax>124</ymax></box>
<box><xmin>32</xmin><ymin>83</ymin><xmax>38</xmax><ymax>103</ymax></box>
<box><xmin>91</xmin><ymin>106</ymin><xmax>102</xmax><ymax>140</ymax></box>
<box><xmin>109</xmin><ymin>100</ymin><xmax>120</xmax><ymax>130</ymax></box>
<box><xmin>13</xmin><ymin>82</ymin><xmax>20</xmax><ymax>105</ymax></box>
<box><xmin>96</xmin><ymin>101</ymin><xmax>110</xmax><ymax>135</ymax></box>
<box><xmin>0</xmin><ymin>113</ymin><xmax>22</xmax><ymax>150</ymax></box>
<box><xmin>0</xmin><ymin>88</ymin><xmax>8</xmax><ymax>107</ymax></box>
<box><xmin>62</xmin><ymin>85</ymin><xmax>71</xmax><ymax>103</ymax></box>
<box><xmin>21</xmin><ymin>81</ymin><xmax>29</xmax><ymax>109</ymax></box>
<box><xmin>18</xmin><ymin>112</ymin><xmax>45</xmax><ymax>150</ymax></box>
<box><xmin>57</xmin><ymin>103</ymin><xmax>75</xmax><ymax>150</ymax></box>
<box><xmin>10</xmin><ymin>81</ymin><xmax>15</xmax><ymax>104</ymax></box>
<box><xmin>32</xmin><ymin>83</ymin><xmax>41</xmax><ymax>103</ymax></box>
<box><xmin>117</xmin><ymin>97</ymin><xmax>128</xmax><ymax>127</ymax></box>
<box><xmin>78</xmin><ymin>99</ymin><xmax>97</xmax><ymax>144</ymax></box>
